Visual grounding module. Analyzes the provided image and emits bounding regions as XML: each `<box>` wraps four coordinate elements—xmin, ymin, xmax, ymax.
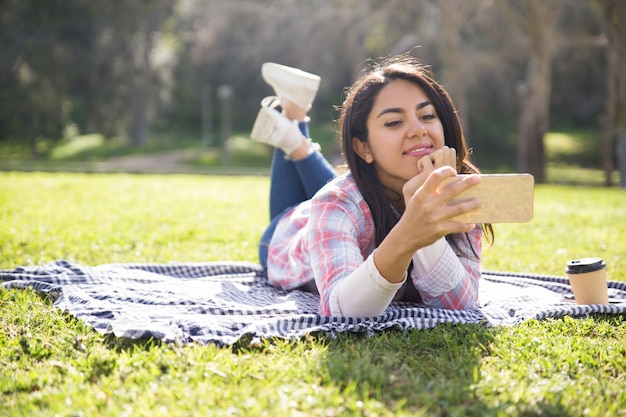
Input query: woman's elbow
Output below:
<box><xmin>426</xmin><ymin>282</ymin><xmax>480</xmax><ymax>310</ymax></box>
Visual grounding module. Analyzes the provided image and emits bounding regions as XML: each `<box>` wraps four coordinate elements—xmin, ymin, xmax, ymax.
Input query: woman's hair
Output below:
<box><xmin>338</xmin><ymin>55</ymin><xmax>494</xmax><ymax>257</ymax></box>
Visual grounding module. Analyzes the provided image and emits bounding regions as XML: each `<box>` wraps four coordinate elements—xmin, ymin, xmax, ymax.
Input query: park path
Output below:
<box><xmin>102</xmin><ymin>149</ymin><xmax>199</xmax><ymax>173</ymax></box>
<box><xmin>1</xmin><ymin>147</ymin><xmax>342</xmax><ymax>175</ymax></box>
<box><xmin>101</xmin><ymin>148</ymin><xmax>344</xmax><ymax>175</ymax></box>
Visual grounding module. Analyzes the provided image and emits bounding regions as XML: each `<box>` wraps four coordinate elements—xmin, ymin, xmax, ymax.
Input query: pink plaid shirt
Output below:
<box><xmin>267</xmin><ymin>173</ymin><xmax>482</xmax><ymax>316</ymax></box>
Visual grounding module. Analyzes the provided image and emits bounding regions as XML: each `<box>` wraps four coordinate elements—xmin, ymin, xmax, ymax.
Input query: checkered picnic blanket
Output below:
<box><xmin>2</xmin><ymin>260</ymin><xmax>626</xmax><ymax>346</ymax></box>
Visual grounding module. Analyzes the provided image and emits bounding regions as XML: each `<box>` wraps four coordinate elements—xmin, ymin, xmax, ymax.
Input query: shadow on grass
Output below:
<box><xmin>319</xmin><ymin>325</ymin><xmax>574</xmax><ymax>417</ymax></box>
<box><xmin>320</xmin><ymin>325</ymin><xmax>493</xmax><ymax>415</ymax></box>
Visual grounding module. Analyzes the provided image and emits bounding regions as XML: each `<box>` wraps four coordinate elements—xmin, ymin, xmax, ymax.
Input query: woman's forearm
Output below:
<box><xmin>333</xmin><ymin>253</ymin><xmax>405</xmax><ymax>317</ymax></box>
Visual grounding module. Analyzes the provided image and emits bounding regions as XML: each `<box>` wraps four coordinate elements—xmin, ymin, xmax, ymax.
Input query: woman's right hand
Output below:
<box><xmin>373</xmin><ymin>165</ymin><xmax>481</xmax><ymax>284</ymax></box>
<box><xmin>399</xmin><ymin>165</ymin><xmax>481</xmax><ymax>251</ymax></box>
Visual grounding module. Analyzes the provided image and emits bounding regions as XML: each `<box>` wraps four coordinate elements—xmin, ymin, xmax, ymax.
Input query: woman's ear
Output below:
<box><xmin>352</xmin><ymin>137</ymin><xmax>374</xmax><ymax>164</ymax></box>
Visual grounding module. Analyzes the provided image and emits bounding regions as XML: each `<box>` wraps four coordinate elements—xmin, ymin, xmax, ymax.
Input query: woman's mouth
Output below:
<box><xmin>403</xmin><ymin>144</ymin><xmax>432</xmax><ymax>157</ymax></box>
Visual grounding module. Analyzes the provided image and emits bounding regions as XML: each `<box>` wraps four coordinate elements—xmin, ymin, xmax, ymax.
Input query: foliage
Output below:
<box><xmin>1</xmin><ymin>172</ymin><xmax>625</xmax><ymax>415</ymax></box>
<box><xmin>0</xmin><ymin>0</ymin><xmax>618</xmax><ymax>172</ymax></box>
<box><xmin>0</xmin><ymin>0</ymin><xmax>172</xmax><ymax>147</ymax></box>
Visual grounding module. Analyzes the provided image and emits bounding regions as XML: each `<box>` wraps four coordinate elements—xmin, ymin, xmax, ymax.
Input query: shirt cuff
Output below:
<box><xmin>412</xmin><ymin>239</ymin><xmax>464</xmax><ymax>297</ymax></box>
<box><xmin>332</xmin><ymin>253</ymin><xmax>406</xmax><ymax>317</ymax></box>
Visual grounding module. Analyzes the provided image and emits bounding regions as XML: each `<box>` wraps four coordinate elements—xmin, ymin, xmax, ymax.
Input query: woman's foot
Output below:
<box><xmin>250</xmin><ymin>99</ymin><xmax>306</xmax><ymax>155</ymax></box>
<box><xmin>282</xmin><ymin>100</ymin><xmax>307</xmax><ymax>122</ymax></box>
<box><xmin>251</xmin><ymin>63</ymin><xmax>321</xmax><ymax>159</ymax></box>
<box><xmin>261</xmin><ymin>63</ymin><xmax>320</xmax><ymax>111</ymax></box>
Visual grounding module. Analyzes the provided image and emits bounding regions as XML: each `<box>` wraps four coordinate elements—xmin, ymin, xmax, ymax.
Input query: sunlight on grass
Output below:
<box><xmin>184</xmin><ymin>135</ymin><xmax>272</xmax><ymax>168</ymax></box>
<box><xmin>0</xmin><ymin>173</ymin><xmax>268</xmax><ymax>267</ymax></box>
<box><xmin>544</xmin><ymin>130</ymin><xmax>601</xmax><ymax>167</ymax></box>
<box><xmin>48</xmin><ymin>134</ymin><xmax>107</xmax><ymax>160</ymax></box>
<box><xmin>546</xmin><ymin>163</ymin><xmax>620</xmax><ymax>186</ymax></box>
<box><xmin>544</xmin><ymin>132</ymin><xmax>581</xmax><ymax>158</ymax></box>
<box><xmin>0</xmin><ymin>142</ymin><xmax>34</xmax><ymax>160</ymax></box>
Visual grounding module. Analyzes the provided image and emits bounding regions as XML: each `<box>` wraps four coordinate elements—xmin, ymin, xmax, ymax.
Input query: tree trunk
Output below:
<box><xmin>615</xmin><ymin>1</ymin><xmax>626</xmax><ymax>187</ymax></box>
<box><xmin>29</xmin><ymin>113</ymin><xmax>38</xmax><ymax>158</ymax></box>
<box><xmin>128</xmin><ymin>2</ymin><xmax>171</xmax><ymax>148</ymax></box>
<box><xmin>130</xmin><ymin>72</ymin><xmax>148</xmax><ymax>147</ymax></box>
<box><xmin>600</xmin><ymin>0</ymin><xmax>626</xmax><ymax>187</ymax></box>
<box><xmin>516</xmin><ymin>0</ymin><xmax>558</xmax><ymax>183</ymax></box>
<box><xmin>602</xmin><ymin>33</ymin><xmax>617</xmax><ymax>186</ymax></box>
<box><xmin>438</xmin><ymin>0</ymin><xmax>470</xmax><ymax>141</ymax></box>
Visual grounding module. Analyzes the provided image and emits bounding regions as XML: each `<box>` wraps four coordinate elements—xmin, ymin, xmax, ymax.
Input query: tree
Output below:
<box><xmin>0</xmin><ymin>0</ymin><xmax>95</xmax><ymax>154</ymax></box>
<box><xmin>437</xmin><ymin>0</ymin><xmax>470</xmax><ymax>139</ymax></box>
<box><xmin>499</xmin><ymin>0</ymin><xmax>563</xmax><ymax>182</ymax></box>
<box><xmin>0</xmin><ymin>0</ymin><xmax>174</xmax><ymax>150</ymax></box>
<box><xmin>126</xmin><ymin>1</ymin><xmax>172</xmax><ymax>147</ymax></box>
<box><xmin>597</xmin><ymin>0</ymin><xmax>626</xmax><ymax>186</ymax></box>
<box><xmin>0</xmin><ymin>0</ymin><xmax>615</xmax><ymax>169</ymax></box>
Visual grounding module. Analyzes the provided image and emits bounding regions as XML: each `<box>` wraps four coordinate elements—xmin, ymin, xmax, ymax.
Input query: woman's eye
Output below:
<box><xmin>420</xmin><ymin>113</ymin><xmax>437</xmax><ymax>121</ymax></box>
<box><xmin>384</xmin><ymin>120</ymin><xmax>402</xmax><ymax>127</ymax></box>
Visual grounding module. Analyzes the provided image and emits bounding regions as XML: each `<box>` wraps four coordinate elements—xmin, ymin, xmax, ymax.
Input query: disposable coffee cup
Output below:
<box><xmin>565</xmin><ymin>257</ymin><xmax>609</xmax><ymax>305</ymax></box>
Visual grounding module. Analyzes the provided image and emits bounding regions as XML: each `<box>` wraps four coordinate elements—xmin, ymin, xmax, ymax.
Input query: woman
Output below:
<box><xmin>251</xmin><ymin>56</ymin><xmax>493</xmax><ymax>318</ymax></box>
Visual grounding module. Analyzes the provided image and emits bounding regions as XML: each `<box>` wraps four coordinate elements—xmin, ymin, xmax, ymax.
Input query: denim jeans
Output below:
<box><xmin>258</xmin><ymin>121</ymin><xmax>337</xmax><ymax>268</ymax></box>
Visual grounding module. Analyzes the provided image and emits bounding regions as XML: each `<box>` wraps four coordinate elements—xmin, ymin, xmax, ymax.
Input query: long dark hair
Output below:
<box><xmin>338</xmin><ymin>55</ymin><xmax>494</xmax><ymax>257</ymax></box>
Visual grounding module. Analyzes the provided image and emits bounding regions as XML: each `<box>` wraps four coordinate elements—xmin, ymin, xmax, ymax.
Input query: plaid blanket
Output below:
<box><xmin>2</xmin><ymin>260</ymin><xmax>626</xmax><ymax>346</ymax></box>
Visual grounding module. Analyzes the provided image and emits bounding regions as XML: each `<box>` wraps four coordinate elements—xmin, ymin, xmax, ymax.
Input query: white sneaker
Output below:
<box><xmin>262</xmin><ymin>62</ymin><xmax>321</xmax><ymax>110</ymax></box>
<box><xmin>250</xmin><ymin>98</ymin><xmax>303</xmax><ymax>155</ymax></box>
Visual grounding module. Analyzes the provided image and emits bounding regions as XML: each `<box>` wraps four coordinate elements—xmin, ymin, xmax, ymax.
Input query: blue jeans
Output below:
<box><xmin>258</xmin><ymin>121</ymin><xmax>337</xmax><ymax>268</ymax></box>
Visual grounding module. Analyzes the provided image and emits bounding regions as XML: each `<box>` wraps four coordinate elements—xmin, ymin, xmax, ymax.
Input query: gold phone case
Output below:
<box><xmin>443</xmin><ymin>174</ymin><xmax>534</xmax><ymax>223</ymax></box>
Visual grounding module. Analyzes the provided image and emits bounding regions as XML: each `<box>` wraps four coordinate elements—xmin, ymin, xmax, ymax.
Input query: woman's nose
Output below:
<box><xmin>407</xmin><ymin>117</ymin><xmax>427</xmax><ymax>138</ymax></box>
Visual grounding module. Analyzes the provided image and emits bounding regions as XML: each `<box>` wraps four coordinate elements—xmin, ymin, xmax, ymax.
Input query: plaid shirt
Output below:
<box><xmin>267</xmin><ymin>173</ymin><xmax>482</xmax><ymax>316</ymax></box>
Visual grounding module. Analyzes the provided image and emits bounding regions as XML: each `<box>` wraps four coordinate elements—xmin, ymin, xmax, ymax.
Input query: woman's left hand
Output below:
<box><xmin>403</xmin><ymin>146</ymin><xmax>457</xmax><ymax>205</ymax></box>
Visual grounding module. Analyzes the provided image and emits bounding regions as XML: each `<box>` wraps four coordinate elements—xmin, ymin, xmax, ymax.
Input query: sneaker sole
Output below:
<box><xmin>262</xmin><ymin>63</ymin><xmax>321</xmax><ymax>108</ymax></box>
<box><xmin>262</xmin><ymin>63</ymin><xmax>321</xmax><ymax>89</ymax></box>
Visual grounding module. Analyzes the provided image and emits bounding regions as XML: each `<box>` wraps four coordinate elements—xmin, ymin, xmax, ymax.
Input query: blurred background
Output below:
<box><xmin>1</xmin><ymin>0</ymin><xmax>624</xmax><ymax>185</ymax></box>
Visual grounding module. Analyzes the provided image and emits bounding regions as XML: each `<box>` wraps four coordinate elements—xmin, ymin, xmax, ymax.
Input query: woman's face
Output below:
<box><xmin>353</xmin><ymin>79</ymin><xmax>446</xmax><ymax>195</ymax></box>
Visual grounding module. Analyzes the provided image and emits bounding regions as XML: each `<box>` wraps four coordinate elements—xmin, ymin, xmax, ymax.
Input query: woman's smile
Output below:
<box><xmin>403</xmin><ymin>143</ymin><xmax>434</xmax><ymax>158</ymax></box>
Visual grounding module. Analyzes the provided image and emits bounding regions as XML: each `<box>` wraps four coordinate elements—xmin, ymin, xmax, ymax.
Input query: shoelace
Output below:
<box><xmin>260</xmin><ymin>96</ymin><xmax>282</xmax><ymax>109</ymax></box>
<box><xmin>260</xmin><ymin>95</ymin><xmax>311</xmax><ymax>124</ymax></box>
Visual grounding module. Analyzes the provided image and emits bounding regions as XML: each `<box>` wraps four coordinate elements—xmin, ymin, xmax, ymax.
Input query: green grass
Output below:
<box><xmin>544</xmin><ymin>130</ymin><xmax>602</xmax><ymax>167</ymax></box>
<box><xmin>1</xmin><ymin>172</ymin><xmax>626</xmax><ymax>416</ymax></box>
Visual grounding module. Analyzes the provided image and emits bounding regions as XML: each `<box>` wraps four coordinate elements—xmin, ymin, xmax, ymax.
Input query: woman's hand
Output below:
<box><xmin>400</xmin><ymin>165</ymin><xmax>481</xmax><ymax>250</ymax></box>
<box><xmin>373</xmin><ymin>165</ymin><xmax>480</xmax><ymax>284</ymax></box>
<box><xmin>402</xmin><ymin>146</ymin><xmax>457</xmax><ymax>204</ymax></box>
<box><xmin>424</xmin><ymin>146</ymin><xmax>457</xmax><ymax>172</ymax></box>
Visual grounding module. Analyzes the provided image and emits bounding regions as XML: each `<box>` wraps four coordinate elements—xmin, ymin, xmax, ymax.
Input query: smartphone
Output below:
<box><xmin>441</xmin><ymin>174</ymin><xmax>534</xmax><ymax>223</ymax></box>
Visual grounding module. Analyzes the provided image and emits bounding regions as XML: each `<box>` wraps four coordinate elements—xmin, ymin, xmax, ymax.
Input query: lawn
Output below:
<box><xmin>1</xmin><ymin>171</ymin><xmax>626</xmax><ymax>416</ymax></box>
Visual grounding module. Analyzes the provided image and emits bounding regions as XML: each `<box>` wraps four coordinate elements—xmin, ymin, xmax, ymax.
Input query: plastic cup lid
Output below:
<box><xmin>566</xmin><ymin>257</ymin><xmax>606</xmax><ymax>274</ymax></box>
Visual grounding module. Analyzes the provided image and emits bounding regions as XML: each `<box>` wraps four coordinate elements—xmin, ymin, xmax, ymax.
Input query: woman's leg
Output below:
<box><xmin>260</xmin><ymin>122</ymin><xmax>336</xmax><ymax>268</ymax></box>
<box><xmin>254</xmin><ymin>62</ymin><xmax>325</xmax><ymax>269</ymax></box>
<box><xmin>292</xmin><ymin>143</ymin><xmax>337</xmax><ymax>199</ymax></box>
<box><xmin>259</xmin><ymin>147</ymin><xmax>336</xmax><ymax>269</ymax></box>
<box><xmin>268</xmin><ymin>121</ymin><xmax>336</xmax><ymax>218</ymax></box>
<box><xmin>268</xmin><ymin>147</ymin><xmax>307</xmax><ymax>219</ymax></box>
